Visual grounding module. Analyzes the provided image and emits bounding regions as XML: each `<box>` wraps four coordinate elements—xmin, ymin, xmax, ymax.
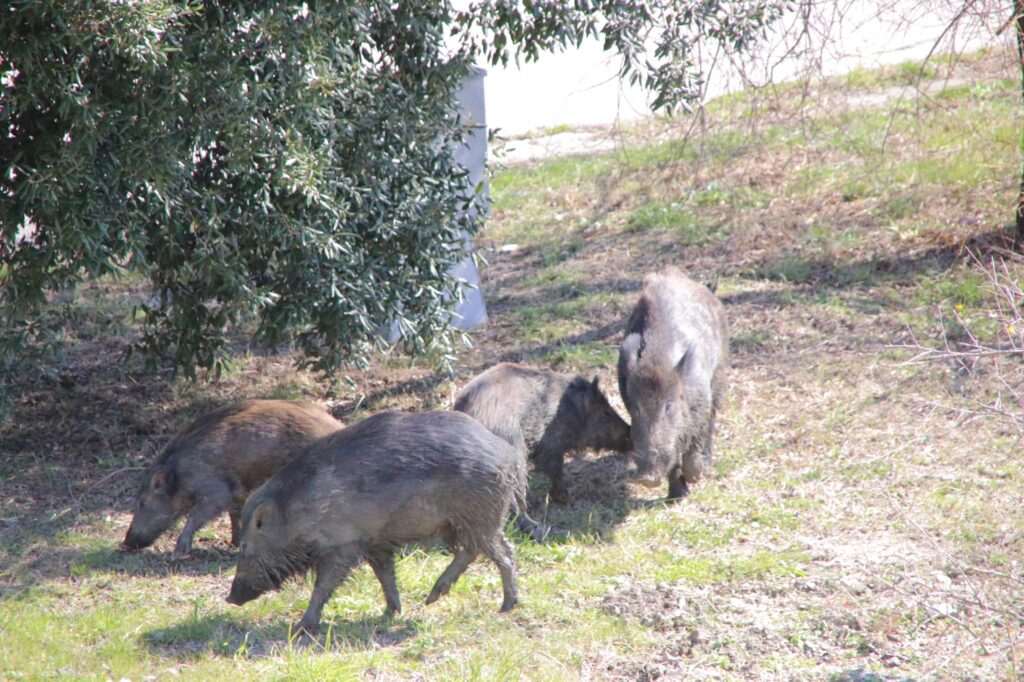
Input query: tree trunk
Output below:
<box><xmin>1015</xmin><ymin>1</ymin><xmax>1024</xmax><ymax>246</ymax></box>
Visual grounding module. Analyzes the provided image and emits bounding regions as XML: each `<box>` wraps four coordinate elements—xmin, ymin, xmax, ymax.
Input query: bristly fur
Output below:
<box><xmin>454</xmin><ymin>362</ymin><xmax>631</xmax><ymax>504</ymax></box>
<box><xmin>252</xmin><ymin>543</ymin><xmax>316</xmax><ymax>591</ymax></box>
<box><xmin>618</xmin><ymin>266</ymin><xmax>728</xmax><ymax>495</ymax></box>
<box><xmin>228</xmin><ymin>410</ymin><xmax>525</xmax><ymax>627</ymax></box>
<box><xmin>124</xmin><ymin>400</ymin><xmax>341</xmax><ymax>555</ymax></box>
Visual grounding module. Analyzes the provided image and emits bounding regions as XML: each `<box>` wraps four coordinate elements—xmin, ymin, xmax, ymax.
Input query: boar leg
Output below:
<box><xmin>702</xmin><ymin>412</ymin><xmax>716</xmax><ymax>471</ymax></box>
<box><xmin>535</xmin><ymin>447</ymin><xmax>568</xmax><ymax>505</ymax></box>
<box><xmin>680</xmin><ymin>421</ymin><xmax>714</xmax><ymax>490</ymax></box>
<box><xmin>296</xmin><ymin>548</ymin><xmax>360</xmax><ymax>635</ymax></box>
<box><xmin>228</xmin><ymin>502</ymin><xmax>243</xmax><ymax>547</ymax></box>
<box><xmin>425</xmin><ymin>545</ymin><xmax>477</xmax><ymax>605</ymax></box>
<box><xmin>173</xmin><ymin>489</ymin><xmax>232</xmax><ymax>559</ymax></box>
<box><xmin>667</xmin><ymin>464</ymin><xmax>690</xmax><ymax>500</ymax></box>
<box><xmin>483</xmin><ymin>535</ymin><xmax>519</xmax><ymax>612</ymax></box>
<box><xmin>513</xmin><ymin>513</ymin><xmax>549</xmax><ymax>543</ymax></box>
<box><xmin>366</xmin><ymin>546</ymin><xmax>402</xmax><ymax>616</ymax></box>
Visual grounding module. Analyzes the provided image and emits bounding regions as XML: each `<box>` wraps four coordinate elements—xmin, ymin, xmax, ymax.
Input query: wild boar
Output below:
<box><xmin>120</xmin><ymin>400</ymin><xmax>343</xmax><ymax>559</ymax></box>
<box><xmin>454</xmin><ymin>362</ymin><xmax>631</xmax><ymax>505</ymax></box>
<box><xmin>225</xmin><ymin>410</ymin><xmax>528</xmax><ymax>635</ymax></box>
<box><xmin>618</xmin><ymin>267</ymin><xmax>728</xmax><ymax>499</ymax></box>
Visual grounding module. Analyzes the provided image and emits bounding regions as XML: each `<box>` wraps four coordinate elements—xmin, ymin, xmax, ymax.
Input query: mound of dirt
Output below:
<box><xmin>565</xmin><ymin>452</ymin><xmax>634</xmax><ymax>506</ymax></box>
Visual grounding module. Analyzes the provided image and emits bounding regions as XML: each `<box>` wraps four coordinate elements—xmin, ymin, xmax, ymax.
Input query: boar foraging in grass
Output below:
<box><xmin>121</xmin><ymin>400</ymin><xmax>343</xmax><ymax>559</ymax></box>
<box><xmin>455</xmin><ymin>362</ymin><xmax>631</xmax><ymax>505</ymax></box>
<box><xmin>225</xmin><ymin>410</ymin><xmax>529</xmax><ymax>635</ymax></box>
<box><xmin>618</xmin><ymin>267</ymin><xmax>728</xmax><ymax>499</ymax></box>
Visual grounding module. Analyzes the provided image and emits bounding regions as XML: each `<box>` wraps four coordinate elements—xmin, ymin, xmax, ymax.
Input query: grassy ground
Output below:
<box><xmin>2</xmin><ymin>51</ymin><xmax>1023</xmax><ymax>680</ymax></box>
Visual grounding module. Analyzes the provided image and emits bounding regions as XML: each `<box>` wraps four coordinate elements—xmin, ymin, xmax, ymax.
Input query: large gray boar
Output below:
<box><xmin>225</xmin><ymin>410</ymin><xmax>528</xmax><ymax>635</ymax></box>
<box><xmin>454</xmin><ymin>362</ymin><xmax>631</xmax><ymax>505</ymax></box>
<box><xmin>121</xmin><ymin>400</ymin><xmax>343</xmax><ymax>559</ymax></box>
<box><xmin>618</xmin><ymin>267</ymin><xmax>728</xmax><ymax>499</ymax></box>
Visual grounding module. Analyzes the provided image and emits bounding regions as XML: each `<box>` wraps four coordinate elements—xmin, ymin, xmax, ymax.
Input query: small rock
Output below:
<box><xmin>688</xmin><ymin>629</ymin><xmax>701</xmax><ymax>645</ymax></box>
<box><xmin>497</xmin><ymin>244</ymin><xmax>519</xmax><ymax>254</ymax></box>
<box><xmin>929</xmin><ymin>600</ymin><xmax>957</xmax><ymax>617</ymax></box>
<box><xmin>841</xmin><ymin>577</ymin><xmax>867</xmax><ymax>595</ymax></box>
<box><xmin>931</xmin><ymin>570</ymin><xmax>953</xmax><ymax>589</ymax></box>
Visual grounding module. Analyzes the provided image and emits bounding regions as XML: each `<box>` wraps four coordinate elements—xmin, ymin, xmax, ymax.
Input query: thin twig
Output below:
<box><xmin>85</xmin><ymin>466</ymin><xmax>145</xmax><ymax>493</ymax></box>
<box><xmin>879</xmin><ymin>0</ymin><xmax>979</xmax><ymax>154</ymax></box>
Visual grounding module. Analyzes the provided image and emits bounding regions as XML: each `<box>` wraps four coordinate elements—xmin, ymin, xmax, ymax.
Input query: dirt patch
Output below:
<box><xmin>601</xmin><ymin>580</ymin><xmax>700</xmax><ymax>632</ymax></box>
<box><xmin>563</xmin><ymin>453</ymin><xmax>635</xmax><ymax>507</ymax></box>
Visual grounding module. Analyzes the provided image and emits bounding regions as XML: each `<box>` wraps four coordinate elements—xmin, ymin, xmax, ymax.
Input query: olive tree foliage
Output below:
<box><xmin>0</xmin><ymin>0</ymin><xmax>790</xmax><ymax>402</ymax></box>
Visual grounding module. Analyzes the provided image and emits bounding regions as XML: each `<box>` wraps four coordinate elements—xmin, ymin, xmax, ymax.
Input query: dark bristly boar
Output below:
<box><xmin>454</xmin><ymin>362</ymin><xmax>631</xmax><ymax>505</ymax></box>
<box><xmin>121</xmin><ymin>400</ymin><xmax>343</xmax><ymax>559</ymax></box>
<box><xmin>618</xmin><ymin>266</ymin><xmax>728</xmax><ymax>499</ymax></box>
<box><xmin>225</xmin><ymin>410</ymin><xmax>528</xmax><ymax>635</ymax></box>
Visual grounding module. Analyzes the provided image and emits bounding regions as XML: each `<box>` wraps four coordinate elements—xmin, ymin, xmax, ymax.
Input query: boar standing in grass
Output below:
<box><xmin>618</xmin><ymin>267</ymin><xmax>728</xmax><ymax>499</ymax></box>
<box><xmin>454</xmin><ymin>362</ymin><xmax>631</xmax><ymax>505</ymax></box>
<box><xmin>121</xmin><ymin>400</ymin><xmax>343</xmax><ymax>559</ymax></box>
<box><xmin>225</xmin><ymin>410</ymin><xmax>528</xmax><ymax>635</ymax></box>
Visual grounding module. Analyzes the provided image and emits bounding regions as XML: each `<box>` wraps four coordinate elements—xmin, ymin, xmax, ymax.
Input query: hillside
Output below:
<box><xmin>1</xmin><ymin>51</ymin><xmax>1022</xmax><ymax>680</ymax></box>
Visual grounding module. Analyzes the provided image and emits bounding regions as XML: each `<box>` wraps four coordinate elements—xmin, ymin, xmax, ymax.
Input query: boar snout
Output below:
<box><xmin>226</xmin><ymin>579</ymin><xmax>262</xmax><ymax>606</ymax></box>
<box><xmin>628</xmin><ymin>451</ymin><xmax>670</xmax><ymax>488</ymax></box>
<box><xmin>119</xmin><ymin>527</ymin><xmax>154</xmax><ymax>552</ymax></box>
<box><xmin>634</xmin><ymin>472</ymin><xmax>663</xmax><ymax>489</ymax></box>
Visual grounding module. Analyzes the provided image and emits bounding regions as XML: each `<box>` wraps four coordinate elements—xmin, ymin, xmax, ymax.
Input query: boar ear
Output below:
<box><xmin>252</xmin><ymin>502</ymin><xmax>276</xmax><ymax>531</ymax></box>
<box><xmin>620</xmin><ymin>333</ymin><xmax>643</xmax><ymax>366</ymax></box>
<box><xmin>591</xmin><ymin>375</ymin><xmax>600</xmax><ymax>391</ymax></box>
<box><xmin>674</xmin><ymin>351</ymin><xmax>688</xmax><ymax>376</ymax></box>
<box><xmin>569</xmin><ymin>377</ymin><xmax>596</xmax><ymax>415</ymax></box>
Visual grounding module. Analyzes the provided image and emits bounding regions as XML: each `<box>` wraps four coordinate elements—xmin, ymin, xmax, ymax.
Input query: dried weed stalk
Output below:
<box><xmin>901</xmin><ymin>252</ymin><xmax>1024</xmax><ymax>438</ymax></box>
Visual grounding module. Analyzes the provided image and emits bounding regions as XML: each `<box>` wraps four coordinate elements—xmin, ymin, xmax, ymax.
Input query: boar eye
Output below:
<box><xmin>255</xmin><ymin>518</ymin><xmax>262</xmax><ymax>530</ymax></box>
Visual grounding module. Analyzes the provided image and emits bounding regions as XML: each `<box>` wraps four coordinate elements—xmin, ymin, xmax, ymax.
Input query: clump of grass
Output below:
<box><xmin>627</xmin><ymin>200</ymin><xmax>722</xmax><ymax>245</ymax></box>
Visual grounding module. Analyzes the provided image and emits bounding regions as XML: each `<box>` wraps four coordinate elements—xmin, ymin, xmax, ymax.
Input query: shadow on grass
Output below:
<box><xmin>520</xmin><ymin>453</ymin><xmax>657</xmax><ymax>545</ymax></box>
<box><xmin>736</xmin><ymin>226</ymin><xmax>1012</xmax><ymax>291</ymax></box>
<box><xmin>82</xmin><ymin>545</ymin><xmax>237</xmax><ymax>578</ymax></box>
<box><xmin>828</xmin><ymin>669</ymin><xmax>895</xmax><ymax>682</ymax></box>
<box><xmin>0</xmin><ymin>542</ymin><xmax>239</xmax><ymax>601</ymax></box>
<box><xmin>143</xmin><ymin>612</ymin><xmax>420</xmax><ymax>659</ymax></box>
<box><xmin>330</xmin><ymin>373</ymin><xmax>450</xmax><ymax>421</ymax></box>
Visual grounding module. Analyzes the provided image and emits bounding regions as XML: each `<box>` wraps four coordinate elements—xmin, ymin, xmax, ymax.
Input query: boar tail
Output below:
<box><xmin>512</xmin><ymin>487</ymin><xmax>531</xmax><ymax>521</ymax></box>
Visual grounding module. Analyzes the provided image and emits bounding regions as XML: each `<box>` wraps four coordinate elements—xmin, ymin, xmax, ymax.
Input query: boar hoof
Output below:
<box><xmin>499</xmin><ymin>596</ymin><xmax>518</xmax><ymax>612</ymax></box>
<box><xmin>548</xmin><ymin>487</ymin><xmax>569</xmax><ymax>506</ymax></box>
<box><xmin>666</xmin><ymin>476</ymin><xmax>690</xmax><ymax>500</ymax></box>
<box><xmin>425</xmin><ymin>584</ymin><xmax>449</xmax><ymax>605</ymax></box>
<box><xmin>530</xmin><ymin>524</ymin><xmax>552</xmax><ymax>543</ymax></box>
<box><xmin>294</xmin><ymin>620</ymin><xmax>320</xmax><ymax>637</ymax></box>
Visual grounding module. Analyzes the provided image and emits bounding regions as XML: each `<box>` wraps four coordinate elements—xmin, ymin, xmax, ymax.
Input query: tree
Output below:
<box><xmin>1015</xmin><ymin>0</ymin><xmax>1024</xmax><ymax>244</ymax></box>
<box><xmin>0</xmin><ymin>0</ymin><xmax>791</xmax><ymax>407</ymax></box>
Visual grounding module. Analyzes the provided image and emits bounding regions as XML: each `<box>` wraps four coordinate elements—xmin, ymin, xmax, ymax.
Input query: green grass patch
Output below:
<box><xmin>539</xmin><ymin>341</ymin><xmax>620</xmax><ymax>371</ymax></box>
<box><xmin>627</xmin><ymin>201</ymin><xmax>722</xmax><ymax>245</ymax></box>
<box><xmin>755</xmin><ymin>253</ymin><xmax>818</xmax><ymax>284</ymax></box>
<box><xmin>844</xmin><ymin>60</ymin><xmax>937</xmax><ymax>89</ymax></box>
